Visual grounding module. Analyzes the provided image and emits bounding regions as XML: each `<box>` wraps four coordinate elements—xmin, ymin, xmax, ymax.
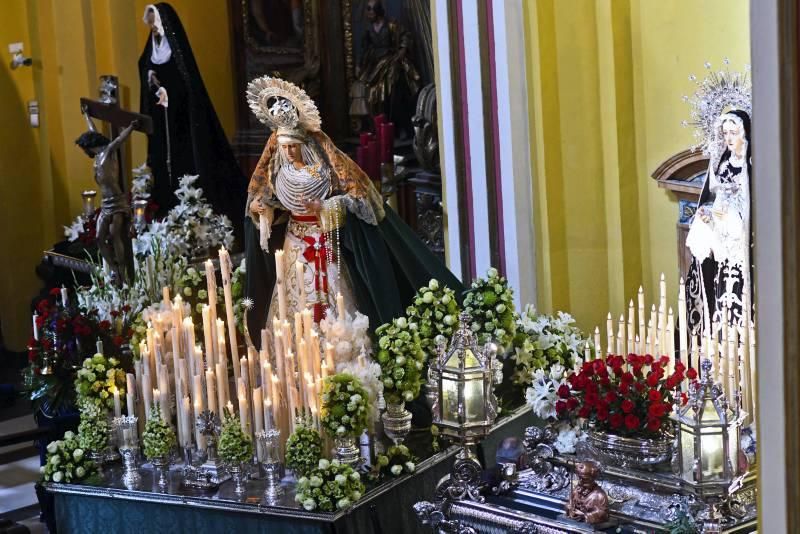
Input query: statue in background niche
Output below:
<box><xmin>351</xmin><ymin>0</ymin><xmax>420</xmax><ymax>138</ymax></box>
<box><xmin>139</xmin><ymin>3</ymin><xmax>248</xmax><ymax>244</ymax></box>
<box><xmin>75</xmin><ymin>107</ymin><xmax>138</xmax><ymax>284</ymax></box>
<box><xmin>686</xmin><ymin>110</ymin><xmax>753</xmax><ymax>334</ymax></box>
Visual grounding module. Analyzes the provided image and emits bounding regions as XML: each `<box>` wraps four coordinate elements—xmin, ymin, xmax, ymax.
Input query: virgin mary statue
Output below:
<box><xmin>243</xmin><ymin>77</ymin><xmax>462</xmax><ymax>344</ymax></box>
<box><xmin>686</xmin><ymin>109</ymin><xmax>752</xmax><ymax>334</ymax></box>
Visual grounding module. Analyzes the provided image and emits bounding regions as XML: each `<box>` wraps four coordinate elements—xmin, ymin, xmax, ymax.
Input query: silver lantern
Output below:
<box><xmin>428</xmin><ymin>312</ymin><xmax>502</xmax><ymax>502</ymax></box>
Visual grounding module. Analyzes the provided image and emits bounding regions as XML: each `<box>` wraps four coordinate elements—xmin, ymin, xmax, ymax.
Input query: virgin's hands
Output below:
<box><xmin>303</xmin><ymin>199</ymin><xmax>323</xmax><ymax>214</ymax></box>
<box><xmin>250</xmin><ymin>199</ymin><xmax>266</xmax><ymax>215</ymax></box>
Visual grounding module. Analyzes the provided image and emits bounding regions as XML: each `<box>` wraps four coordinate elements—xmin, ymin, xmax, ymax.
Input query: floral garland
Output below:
<box><xmin>74</xmin><ymin>353</ymin><xmax>126</xmax><ymax>411</ymax></box>
<box><xmin>320</xmin><ymin>373</ymin><xmax>370</xmax><ymax>438</ymax></box>
<box><xmin>77</xmin><ymin>401</ymin><xmax>109</xmax><ymax>453</ymax></box>
<box><xmin>463</xmin><ymin>267</ymin><xmax>518</xmax><ymax>348</ymax></box>
<box><xmin>285</xmin><ymin>423</ymin><xmax>323</xmax><ymax>477</ymax></box>
<box><xmin>295</xmin><ymin>459</ymin><xmax>365</xmax><ymax>512</ymax></box>
<box><xmin>217</xmin><ymin>411</ymin><xmax>253</xmax><ymax>465</ymax></box>
<box><xmin>371</xmin><ymin>444</ymin><xmax>417</xmax><ymax>480</ymax></box>
<box><xmin>512</xmin><ymin>306</ymin><xmax>589</xmax><ymax>388</ymax></box>
<box><xmin>374</xmin><ymin>317</ymin><xmax>426</xmax><ymax>405</ymax></box>
<box><xmin>560</xmin><ymin>355</ymin><xmax>691</xmax><ymax>437</ymax></box>
<box><xmin>142</xmin><ymin>407</ymin><xmax>176</xmax><ymax>460</ymax></box>
<box><xmin>405</xmin><ymin>279</ymin><xmax>460</xmax><ymax>358</ymax></box>
<box><xmin>41</xmin><ymin>431</ymin><xmax>97</xmax><ymax>484</ymax></box>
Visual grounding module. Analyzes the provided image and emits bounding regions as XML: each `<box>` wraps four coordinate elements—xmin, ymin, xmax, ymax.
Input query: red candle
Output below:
<box><xmin>356</xmin><ymin>146</ymin><xmax>365</xmax><ymax>170</ymax></box>
<box><xmin>363</xmin><ymin>142</ymin><xmax>374</xmax><ymax>180</ymax></box>
<box><xmin>370</xmin><ymin>141</ymin><xmax>380</xmax><ymax>180</ymax></box>
<box><xmin>380</xmin><ymin>122</ymin><xmax>395</xmax><ymax>164</ymax></box>
<box><xmin>360</xmin><ymin>132</ymin><xmax>371</xmax><ymax>147</ymax></box>
<box><xmin>373</xmin><ymin>114</ymin><xmax>386</xmax><ymax>133</ymax></box>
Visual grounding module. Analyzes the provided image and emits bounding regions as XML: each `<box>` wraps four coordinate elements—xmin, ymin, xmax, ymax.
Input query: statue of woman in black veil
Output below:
<box><xmin>139</xmin><ymin>3</ymin><xmax>247</xmax><ymax>244</ymax></box>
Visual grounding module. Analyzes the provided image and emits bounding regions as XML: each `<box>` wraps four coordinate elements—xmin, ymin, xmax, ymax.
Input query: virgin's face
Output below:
<box><xmin>281</xmin><ymin>143</ymin><xmax>304</xmax><ymax>165</ymax></box>
<box><xmin>722</xmin><ymin>120</ymin><xmax>745</xmax><ymax>156</ymax></box>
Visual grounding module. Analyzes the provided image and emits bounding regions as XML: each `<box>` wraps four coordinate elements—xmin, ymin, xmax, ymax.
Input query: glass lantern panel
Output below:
<box><xmin>700</xmin><ymin>428</ymin><xmax>725</xmax><ymax>481</ymax></box>
<box><xmin>463</xmin><ymin>349</ymin><xmax>480</xmax><ymax>369</ymax></box>
<box><xmin>464</xmin><ymin>377</ymin><xmax>485</xmax><ymax>423</ymax></box>
<box><xmin>442</xmin><ymin>377</ymin><xmax>460</xmax><ymax>424</ymax></box>
<box><xmin>700</xmin><ymin>399</ymin><xmax>722</xmax><ymax>424</ymax></box>
<box><xmin>445</xmin><ymin>352</ymin><xmax>461</xmax><ymax>370</ymax></box>
<box><xmin>727</xmin><ymin>426</ymin><xmax>740</xmax><ymax>476</ymax></box>
<box><xmin>680</xmin><ymin>425</ymin><xmax>696</xmax><ymax>483</ymax></box>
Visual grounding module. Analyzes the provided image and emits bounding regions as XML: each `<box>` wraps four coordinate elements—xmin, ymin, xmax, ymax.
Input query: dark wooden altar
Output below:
<box><xmin>651</xmin><ymin>148</ymin><xmax>708</xmax><ymax>282</ymax></box>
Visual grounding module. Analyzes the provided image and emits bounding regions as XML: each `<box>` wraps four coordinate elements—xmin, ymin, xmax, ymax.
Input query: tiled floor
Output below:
<box><xmin>0</xmin><ymin>454</ymin><xmax>39</xmax><ymax>515</ymax></box>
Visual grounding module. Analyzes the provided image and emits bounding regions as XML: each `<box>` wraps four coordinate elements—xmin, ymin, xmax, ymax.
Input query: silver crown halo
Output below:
<box><xmin>246</xmin><ymin>76</ymin><xmax>321</xmax><ymax>133</ymax></box>
<box><xmin>682</xmin><ymin>59</ymin><xmax>751</xmax><ymax>156</ymax></box>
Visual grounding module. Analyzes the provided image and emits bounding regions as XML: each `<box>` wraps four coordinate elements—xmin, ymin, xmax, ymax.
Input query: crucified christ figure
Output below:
<box><xmin>76</xmin><ymin>104</ymin><xmax>138</xmax><ymax>284</ymax></box>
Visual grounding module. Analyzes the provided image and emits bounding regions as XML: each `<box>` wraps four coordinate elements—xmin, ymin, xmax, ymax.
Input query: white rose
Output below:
<box><xmin>428</xmin><ymin>279</ymin><xmax>440</xmax><ymax>291</ymax></box>
<box><xmin>76</xmin><ymin>466</ymin><xmax>86</xmax><ymax>478</ymax></box>
<box><xmin>52</xmin><ymin>471</ymin><xmax>64</xmax><ymax>483</ymax></box>
<box><xmin>298</xmin><ymin>476</ymin><xmax>309</xmax><ymax>485</ymax></box>
<box><xmin>351</xmin><ymin>491</ymin><xmax>362</xmax><ymax>501</ymax></box>
<box><xmin>335</xmin><ymin>474</ymin><xmax>347</xmax><ymax>485</ymax></box>
<box><xmin>318</xmin><ymin>459</ymin><xmax>330</xmax><ymax>470</ymax></box>
<box><xmin>63</xmin><ymin>431</ymin><xmax>75</xmax><ymax>440</ymax></box>
<box><xmin>309</xmin><ymin>476</ymin><xmax>323</xmax><ymax>488</ymax></box>
<box><xmin>294</xmin><ymin>493</ymin><xmax>304</xmax><ymax>503</ymax></box>
<box><xmin>303</xmin><ymin>499</ymin><xmax>317</xmax><ymax>511</ymax></box>
<box><xmin>390</xmin><ymin>465</ymin><xmax>403</xmax><ymax>476</ymax></box>
<box><xmin>73</xmin><ymin>449</ymin><xmax>84</xmax><ymax>461</ymax></box>
<box><xmin>349</xmin><ymin>471</ymin><xmax>360</xmax><ymax>481</ymax></box>
<box><xmin>337</xmin><ymin>498</ymin><xmax>351</xmax><ymax>509</ymax></box>
<box><xmin>487</xmin><ymin>267</ymin><xmax>499</xmax><ymax>278</ymax></box>
<box><xmin>405</xmin><ymin>462</ymin><xmax>416</xmax><ymax>472</ymax></box>
<box><xmin>396</xmin><ymin>317</ymin><xmax>408</xmax><ymax>329</ymax></box>
<box><xmin>395</xmin><ymin>356</ymin><xmax>406</xmax><ymax>366</ymax></box>
<box><xmin>49</xmin><ymin>456</ymin><xmax>60</xmax><ymax>466</ymax></box>
<box><xmin>336</xmin><ymin>425</ymin><xmax>346</xmax><ymax>435</ymax></box>
<box><xmin>39</xmin><ymin>466</ymin><xmax>46</xmax><ymax>474</ymax></box>
<box><xmin>422</xmin><ymin>292</ymin><xmax>434</xmax><ymax>304</ymax></box>
<box><xmin>46</xmin><ymin>441</ymin><xmax>58</xmax><ymax>454</ymax></box>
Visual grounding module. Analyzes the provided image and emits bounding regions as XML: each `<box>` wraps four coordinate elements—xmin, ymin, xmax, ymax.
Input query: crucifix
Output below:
<box><xmin>76</xmin><ymin>78</ymin><xmax>153</xmax><ymax>284</ymax></box>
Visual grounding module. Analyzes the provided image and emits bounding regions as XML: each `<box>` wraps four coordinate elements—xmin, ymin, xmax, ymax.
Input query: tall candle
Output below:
<box><xmin>606</xmin><ymin>313</ymin><xmax>613</xmax><ymax>356</ymax></box>
<box><xmin>321</xmin><ymin>360</ymin><xmax>329</xmax><ymax>379</ymax></box>
<box><xmin>666</xmin><ymin>308</ymin><xmax>675</xmax><ymax>366</ymax></box>
<box><xmin>127</xmin><ymin>392</ymin><xmax>136</xmax><ymax>420</ymax></box>
<box><xmin>161</xmin><ymin>286</ymin><xmax>170</xmax><ymax>308</ymax></box>
<box><xmin>194</xmin><ymin>399</ymin><xmax>207</xmax><ymax>451</ymax></box>
<box><xmin>183</xmin><ymin>318</ymin><xmax>197</xmax><ymax>374</ymax></box>
<box><xmin>637</xmin><ymin>286</ymin><xmax>646</xmax><ymax>354</ymax></box>
<box><xmin>324</xmin><ymin>342</ymin><xmax>335</xmax><ymax>371</ymax></box>
<box><xmin>310</xmin><ymin>331</ymin><xmax>321</xmax><ymax>381</ymax></box>
<box><xmin>649</xmin><ymin>305</ymin><xmax>657</xmax><ymax>352</ymax></box>
<box><xmin>181</xmin><ymin>396</ymin><xmax>192</xmax><ymax>447</ymax></box>
<box><xmin>295</xmin><ymin>261</ymin><xmax>306</xmax><ymax>310</ymax></box>
<box><xmin>263</xmin><ymin>361</ymin><xmax>273</xmax><ymax>406</ymax></box>
<box><xmin>206</xmin><ymin>369</ymin><xmax>217</xmax><ymax>415</ymax></box>
<box><xmin>678</xmin><ymin>278</ymin><xmax>688</xmax><ymax>365</ymax></box>
<box><xmin>61</xmin><ymin>286</ymin><xmax>69</xmax><ymax>308</ymax></box>
<box><xmin>617</xmin><ymin>315</ymin><xmax>625</xmax><ymax>356</ymax></box>
<box><xmin>273</xmin><ymin>327</ymin><xmax>286</xmax><ymax>389</ymax></box>
<box><xmin>584</xmin><ymin>341</ymin><xmax>591</xmax><ymax>363</ymax></box>
<box><xmin>219</xmin><ymin>247</ymin><xmax>240</xmax><ymax>369</ymax></box>
<box><xmin>593</xmin><ymin>327</ymin><xmax>601</xmax><ymax>359</ymax></box>
<box><xmin>253</xmin><ymin>387</ymin><xmax>264</xmax><ymax>434</ymax></box>
<box><xmin>205</xmin><ymin>260</ymin><xmax>219</xmax><ymax>366</ymax></box>
<box><xmin>126</xmin><ymin>374</ymin><xmax>136</xmax><ymax>414</ymax></box>
<box><xmin>216</xmin><ymin>363</ymin><xmax>227</xmax><ymax>414</ymax></box>
<box><xmin>275</xmin><ymin>250</ymin><xmax>287</xmax><ymax>321</ymax></box>
<box><xmin>238</xmin><ymin>378</ymin><xmax>249</xmax><ymax>435</ymax></box>
<box><xmin>142</xmin><ymin>373</ymin><xmax>152</xmax><ymax>420</ymax></box>
<box><xmin>32</xmin><ymin>313</ymin><xmax>39</xmax><ymax>341</ymax></box>
<box><xmin>302</xmin><ymin>310</ymin><xmax>313</xmax><ymax>347</ymax></box>
<box><xmin>659</xmin><ymin>273</ymin><xmax>667</xmax><ymax>350</ymax></box>
<box><xmin>336</xmin><ymin>292</ymin><xmax>346</xmax><ymax>321</ymax></box>
<box><xmin>202</xmin><ymin>305</ymin><xmax>214</xmax><ymax>370</ymax></box>
<box><xmin>627</xmin><ymin>300</ymin><xmax>635</xmax><ymax>354</ymax></box>
<box><xmin>113</xmin><ymin>387</ymin><xmax>122</xmax><ymax>418</ymax></box>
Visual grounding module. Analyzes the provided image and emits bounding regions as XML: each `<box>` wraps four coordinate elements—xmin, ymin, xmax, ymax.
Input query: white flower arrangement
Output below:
<box><xmin>135</xmin><ymin>175</ymin><xmax>234</xmax><ymax>260</ymax></box>
<box><xmin>131</xmin><ymin>164</ymin><xmax>153</xmax><ymax>200</ymax></box>
<box><xmin>524</xmin><ymin>366</ymin><xmax>585</xmax><ymax>454</ymax></box>
<box><xmin>512</xmin><ymin>306</ymin><xmax>589</xmax><ymax>388</ymax></box>
<box><xmin>463</xmin><ymin>267</ymin><xmax>518</xmax><ymax>348</ymax></box>
<box><xmin>64</xmin><ymin>214</ymin><xmax>88</xmax><ymax>242</ymax></box>
<box><xmin>319</xmin><ymin>308</ymin><xmax>372</xmax><ymax>367</ymax></box>
<box><xmin>336</xmin><ymin>345</ymin><xmax>383</xmax><ymax>425</ymax></box>
<box><xmin>42</xmin><ymin>430</ymin><xmax>97</xmax><ymax>484</ymax></box>
<box><xmin>294</xmin><ymin>459</ymin><xmax>365</xmax><ymax>512</ymax></box>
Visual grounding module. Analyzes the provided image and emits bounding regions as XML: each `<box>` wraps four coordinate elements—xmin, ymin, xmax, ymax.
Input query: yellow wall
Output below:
<box><xmin>0</xmin><ymin>0</ymin><xmax>236</xmax><ymax>350</ymax></box>
<box><xmin>525</xmin><ymin>0</ymin><xmax>750</xmax><ymax>333</ymax></box>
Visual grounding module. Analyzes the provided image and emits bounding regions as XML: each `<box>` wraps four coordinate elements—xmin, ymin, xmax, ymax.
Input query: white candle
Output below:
<box><xmin>142</xmin><ymin>373</ymin><xmax>152</xmax><ymax>420</ymax></box>
<box><xmin>217</xmin><ymin>319</ymin><xmax>232</xmax><ymax>382</ymax></box>
<box><xmin>659</xmin><ymin>273</ymin><xmax>667</xmax><ymax>350</ymax></box>
<box><xmin>324</xmin><ymin>342</ymin><xmax>335</xmax><ymax>371</ymax></box>
<box><xmin>183</xmin><ymin>317</ymin><xmax>196</xmax><ymax>374</ymax></box>
<box><xmin>206</xmin><ymin>369</ymin><xmax>217</xmax><ymax>415</ymax></box>
<box><xmin>226</xmin><ymin>400</ymin><xmax>234</xmax><ymax>418</ymax></box>
<box><xmin>321</xmin><ymin>360</ymin><xmax>329</xmax><ymax>379</ymax></box>
<box><xmin>162</xmin><ymin>286</ymin><xmax>170</xmax><ymax>308</ymax></box>
<box><xmin>126</xmin><ymin>374</ymin><xmax>136</xmax><ymax>414</ymax></box>
<box><xmin>336</xmin><ymin>292</ymin><xmax>346</xmax><ymax>322</ymax></box>
<box><xmin>593</xmin><ymin>327</ymin><xmax>601</xmax><ymax>359</ymax></box>
<box><xmin>60</xmin><ymin>286</ymin><xmax>68</xmax><ymax>308</ymax></box>
<box><xmin>627</xmin><ymin>300</ymin><xmax>634</xmax><ymax>354</ymax></box>
<box><xmin>216</xmin><ymin>363</ymin><xmax>227</xmax><ymax>414</ymax></box>
<box><xmin>238</xmin><ymin>395</ymin><xmax>249</xmax><ymax>435</ymax></box>
<box><xmin>617</xmin><ymin>315</ymin><xmax>625</xmax><ymax>356</ymax></box>
<box><xmin>113</xmin><ymin>387</ymin><xmax>122</xmax><ymax>418</ymax></box>
<box><xmin>678</xmin><ymin>278</ymin><xmax>688</xmax><ymax>365</ymax></box>
<box><xmin>667</xmin><ymin>308</ymin><xmax>675</xmax><ymax>366</ymax></box>
<box><xmin>126</xmin><ymin>392</ymin><xmax>136</xmax><ymax>420</ymax></box>
<box><xmin>264</xmin><ymin>398</ymin><xmax>272</xmax><ymax>432</ymax></box>
<box><xmin>32</xmin><ymin>313</ymin><xmax>39</xmax><ymax>341</ymax></box>
<box><xmin>202</xmin><ymin>305</ymin><xmax>214</xmax><ymax>371</ymax></box>
<box><xmin>181</xmin><ymin>396</ymin><xmax>192</xmax><ymax>447</ymax></box>
<box><xmin>637</xmin><ymin>286</ymin><xmax>646</xmax><ymax>354</ymax></box>
<box><xmin>219</xmin><ymin>247</ymin><xmax>241</xmax><ymax>370</ymax></box>
<box><xmin>606</xmin><ymin>313</ymin><xmax>613</xmax><ymax>356</ymax></box>
<box><xmin>253</xmin><ymin>387</ymin><xmax>264</xmax><ymax>434</ymax></box>
<box><xmin>194</xmin><ymin>400</ymin><xmax>207</xmax><ymax>451</ymax></box>
<box><xmin>295</xmin><ymin>261</ymin><xmax>306</xmax><ymax>310</ymax></box>
<box><xmin>205</xmin><ymin>260</ymin><xmax>219</xmax><ymax>366</ymax></box>
<box><xmin>275</xmin><ymin>250</ymin><xmax>287</xmax><ymax>321</ymax></box>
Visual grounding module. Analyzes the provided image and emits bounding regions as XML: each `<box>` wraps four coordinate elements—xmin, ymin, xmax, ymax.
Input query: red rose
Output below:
<box><xmin>646</xmin><ymin>418</ymin><xmax>661</xmax><ymax>432</ymax></box>
<box><xmin>619</xmin><ymin>382</ymin><xmax>630</xmax><ymax>395</ymax></box>
<box><xmin>624</xmin><ymin>414</ymin><xmax>640</xmax><ymax>430</ymax></box>
<box><xmin>557</xmin><ymin>384</ymin><xmax>571</xmax><ymax>399</ymax></box>
<box><xmin>621</xmin><ymin>372</ymin><xmax>634</xmax><ymax>384</ymax></box>
<box><xmin>28</xmin><ymin>351</ymin><xmax>37</xmax><ymax>362</ymax></box>
<box><xmin>634</xmin><ymin>382</ymin><xmax>645</xmax><ymax>393</ymax></box>
<box><xmin>675</xmin><ymin>361</ymin><xmax>686</xmax><ymax>373</ymax></box>
<box><xmin>646</xmin><ymin>373</ymin><xmax>660</xmax><ymax>387</ymax></box>
<box><xmin>585</xmin><ymin>391</ymin><xmax>599</xmax><ymax>407</ymax></box>
<box><xmin>99</xmin><ymin>320</ymin><xmax>111</xmax><ymax>331</ymax></box>
<box><xmin>122</xmin><ymin>304</ymin><xmax>131</xmax><ymax>313</ymax></box>
<box><xmin>566</xmin><ymin>397</ymin><xmax>579</xmax><ymax>410</ymax></box>
<box><xmin>578</xmin><ymin>405</ymin><xmax>591</xmax><ymax>419</ymax></box>
<box><xmin>48</xmin><ymin>288</ymin><xmax>61</xmax><ymax>297</ymax></box>
<box><xmin>613</xmin><ymin>367</ymin><xmax>624</xmax><ymax>377</ymax></box>
<box><xmin>110</xmin><ymin>310</ymin><xmax>120</xmax><ymax>319</ymax></box>
<box><xmin>681</xmin><ymin>392</ymin><xmax>689</xmax><ymax>405</ymax></box>
<box><xmin>687</xmin><ymin>368</ymin><xmax>698</xmax><ymax>380</ymax></box>
<box><xmin>604</xmin><ymin>391</ymin><xmax>617</xmax><ymax>404</ymax></box>
<box><xmin>113</xmin><ymin>335</ymin><xmax>123</xmax><ymax>347</ymax></box>
<box><xmin>592</xmin><ymin>359</ymin><xmax>605</xmax><ymax>373</ymax></box>
<box><xmin>648</xmin><ymin>402</ymin><xmax>669</xmax><ymax>418</ymax></box>
<box><xmin>648</xmin><ymin>389</ymin><xmax>661</xmax><ymax>402</ymax></box>
<box><xmin>556</xmin><ymin>401</ymin><xmax>567</xmax><ymax>415</ymax></box>
<box><xmin>609</xmin><ymin>355</ymin><xmax>624</xmax><ymax>370</ymax></box>
<box><xmin>621</xmin><ymin>399</ymin><xmax>635</xmax><ymax>414</ymax></box>
<box><xmin>644</xmin><ymin>354</ymin><xmax>654</xmax><ymax>365</ymax></box>
<box><xmin>610</xmin><ymin>413</ymin><xmax>624</xmax><ymax>429</ymax></box>
<box><xmin>596</xmin><ymin>406</ymin><xmax>609</xmax><ymax>421</ymax></box>
<box><xmin>665</xmin><ymin>376</ymin><xmax>679</xmax><ymax>390</ymax></box>
<box><xmin>575</xmin><ymin>375</ymin><xmax>588</xmax><ymax>390</ymax></box>
<box><xmin>659</xmin><ymin>355</ymin><xmax>670</xmax><ymax>367</ymax></box>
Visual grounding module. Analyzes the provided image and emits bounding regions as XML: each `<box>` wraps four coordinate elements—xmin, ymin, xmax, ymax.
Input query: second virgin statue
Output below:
<box><xmin>244</xmin><ymin>77</ymin><xmax>462</xmax><ymax>344</ymax></box>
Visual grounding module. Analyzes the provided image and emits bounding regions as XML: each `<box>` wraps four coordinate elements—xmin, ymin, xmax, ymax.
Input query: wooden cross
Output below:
<box><xmin>79</xmin><ymin>96</ymin><xmax>153</xmax><ymax>191</ymax></box>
